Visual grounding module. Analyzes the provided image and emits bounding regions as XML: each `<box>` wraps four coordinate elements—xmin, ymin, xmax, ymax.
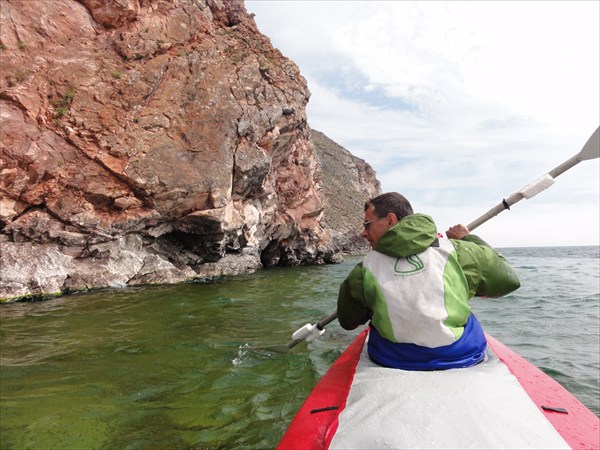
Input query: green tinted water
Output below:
<box><xmin>1</xmin><ymin>260</ymin><xmax>359</xmax><ymax>450</ymax></box>
<box><xmin>1</xmin><ymin>248</ymin><xmax>599</xmax><ymax>449</ymax></box>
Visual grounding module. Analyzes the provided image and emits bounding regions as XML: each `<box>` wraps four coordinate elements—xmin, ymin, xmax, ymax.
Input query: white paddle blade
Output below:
<box><xmin>579</xmin><ymin>126</ymin><xmax>599</xmax><ymax>161</ymax></box>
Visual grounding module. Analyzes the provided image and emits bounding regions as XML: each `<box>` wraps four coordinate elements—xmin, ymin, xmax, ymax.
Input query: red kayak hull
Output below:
<box><xmin>277</xmin><ymin>329</ymin><xmax>599</xmax><ymax>449</ymax></box>
<box><xmin>485</xmin><ymin>334</ymin><xmax>599</xmax><ymax>449</ymax></box>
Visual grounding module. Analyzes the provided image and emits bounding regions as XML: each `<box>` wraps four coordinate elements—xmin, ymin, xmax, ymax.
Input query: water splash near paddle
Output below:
<box><xmin>232</xmin><ymin>343</ymin><xmax>251</xmax><ymax>366</ymax></box>
<box><xmin>231</xmin><ymin>342</ymin><xmax>288</xmax><ymax>366</ymax></box>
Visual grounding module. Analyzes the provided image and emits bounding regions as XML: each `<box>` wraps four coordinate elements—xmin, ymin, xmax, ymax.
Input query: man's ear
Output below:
<box><xmin>386</xmin><ymin>213</ymin><xmax>399</xmax><ymax>227</ymax></box>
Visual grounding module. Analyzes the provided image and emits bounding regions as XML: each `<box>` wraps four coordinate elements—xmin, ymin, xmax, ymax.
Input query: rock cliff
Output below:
<box><xmin>311</xmin><ymin>130</ymin><xmax>380</xmax><ymax>254</ymax></box>
<box><xmin>0</xmin><ymin>0</ymin><xmax>379</xmax><ymax>301</ymax></box>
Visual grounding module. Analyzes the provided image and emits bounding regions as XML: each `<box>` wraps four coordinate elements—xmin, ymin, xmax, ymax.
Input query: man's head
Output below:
<box><xmin>361</xmin><ymin>192</ymin><xmax>413</xmax><ymax>249</ymax></box>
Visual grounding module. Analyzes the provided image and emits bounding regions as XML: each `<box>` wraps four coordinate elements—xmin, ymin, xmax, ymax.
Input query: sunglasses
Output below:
<box><xmin>363</xmin><ymin>217</ymin><xmax>385</xmax><ymax>230</ymax></box>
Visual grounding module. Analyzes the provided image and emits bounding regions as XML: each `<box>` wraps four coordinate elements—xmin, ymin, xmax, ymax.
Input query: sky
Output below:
<box><xmin>245</xmin><ymin>1</ymin><xmax>599</xmax><ymax>248</ymax></box>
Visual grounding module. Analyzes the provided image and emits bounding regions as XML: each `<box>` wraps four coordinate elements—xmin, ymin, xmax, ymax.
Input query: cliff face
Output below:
<box><xmin>0</xmin><ymin>0</ymin><xmax>379</xmax><ymax>301</ymax></box>
<box><xmin>311</xmin><ymin>130</ymin><xmax>381</xmax><ymax>254</ymax></box>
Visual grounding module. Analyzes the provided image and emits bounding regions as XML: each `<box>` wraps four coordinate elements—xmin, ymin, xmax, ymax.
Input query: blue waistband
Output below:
<box><xmin>367</xmin><ymin>314</ymin><xmax>487</xmax><ymax>370</ymax></box>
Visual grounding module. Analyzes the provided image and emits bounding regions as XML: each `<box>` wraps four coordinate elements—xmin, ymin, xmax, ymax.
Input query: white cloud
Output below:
<box><xmin>246</xmin><ymin>0</ymin><xmax>599</xmax><ymax>247</ymax></box>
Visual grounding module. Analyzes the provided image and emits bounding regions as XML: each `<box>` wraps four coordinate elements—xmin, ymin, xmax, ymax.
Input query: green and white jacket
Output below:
<box><xmin>337</xmin><ymin>214</ymin><xmax>521</xmax><ymax>348</ymax></box>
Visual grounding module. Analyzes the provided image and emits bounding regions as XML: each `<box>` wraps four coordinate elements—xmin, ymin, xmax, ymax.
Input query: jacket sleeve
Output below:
<box><xmin>452</xmin><ymin>235</ymin><xmax>521</xmax><ymax>298</ymax></box>
<box><xmin>337</xmin><ymin>262</ymin><xmax>372</xmax><ymax>330</ymax></box>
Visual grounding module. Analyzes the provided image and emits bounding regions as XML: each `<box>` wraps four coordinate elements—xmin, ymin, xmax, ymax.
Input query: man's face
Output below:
<box><xmin>361</xmin><ymin>204</ymin><xmax>391</xmax><ymax>249</ymax></box>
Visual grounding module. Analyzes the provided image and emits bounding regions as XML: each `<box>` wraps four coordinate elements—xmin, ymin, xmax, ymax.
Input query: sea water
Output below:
<box><xmin>1</xmin><ymin>246</ymin><xmax>598</xmax><ymax>449</ymax></box>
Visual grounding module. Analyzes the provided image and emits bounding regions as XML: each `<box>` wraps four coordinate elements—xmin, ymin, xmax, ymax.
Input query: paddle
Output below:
<box><xmin>243</xmin><ymin>312</ymin><xmax>338</xmax><ymax>353</ymax></box>
<box><xmin>467</xmin><ymin>126</ymin><xmax>599</xmax><ymax>231</ymax></box>
<box><xmin>276</xmin><ymin>127</ymin><xmax>599</xmax><ymax>351</ymax></box>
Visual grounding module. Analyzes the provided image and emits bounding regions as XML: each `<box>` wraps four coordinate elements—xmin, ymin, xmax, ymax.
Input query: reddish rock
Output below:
<box><xmin>0</xmin><ymin>0</ymin><xmax>339</xmax><ymax>300</ymax></box>
<box><xmin>0</xmin><ymin>0</ymin><xmax>378</xmax><ymax>301</ymax></box>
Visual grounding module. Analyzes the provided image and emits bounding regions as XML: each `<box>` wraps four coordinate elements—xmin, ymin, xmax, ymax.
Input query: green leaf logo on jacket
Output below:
<box><xmin>394</xmin><ymin>255</ymin><xmax>425</xmax><ymax>275</ymax></box>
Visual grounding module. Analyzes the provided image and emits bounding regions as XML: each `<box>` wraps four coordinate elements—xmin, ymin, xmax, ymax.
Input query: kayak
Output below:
<box><xmin>277</xmin><ymin>328</ymin><xmax>599</xmax><ymax>449</ymax></box>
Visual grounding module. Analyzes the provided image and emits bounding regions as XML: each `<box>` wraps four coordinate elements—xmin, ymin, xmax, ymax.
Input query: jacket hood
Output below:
<box><xmin>375</xmin><ymin>213</ymin><xmax>438</xmax><ymax>258</ymax></box>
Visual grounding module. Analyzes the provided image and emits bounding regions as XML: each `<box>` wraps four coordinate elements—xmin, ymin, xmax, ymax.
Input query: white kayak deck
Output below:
<box><xmin>329</xmin><ymin>341</ymin><xmax>570</xmax><ymax>450</ymax></box>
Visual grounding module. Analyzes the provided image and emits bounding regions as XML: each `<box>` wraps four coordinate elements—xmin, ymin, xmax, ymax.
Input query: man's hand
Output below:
<box><xmin>446</xmin><ymin>224</ymin><xmax>470</xmax><ymax>240</ymax></box>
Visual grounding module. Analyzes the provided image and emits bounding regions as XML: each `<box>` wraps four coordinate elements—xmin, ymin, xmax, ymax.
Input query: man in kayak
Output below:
<box><xmin>337</xmin><ymin>192</ymin><xmax>520</xmax><ymax>370</ymax></box>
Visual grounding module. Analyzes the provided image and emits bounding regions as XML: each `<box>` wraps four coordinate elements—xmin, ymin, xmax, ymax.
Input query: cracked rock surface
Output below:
<box><xmin>0</xmin><ymin>0</ymin><xmax>380</xmax><ymax>301</ymax></box>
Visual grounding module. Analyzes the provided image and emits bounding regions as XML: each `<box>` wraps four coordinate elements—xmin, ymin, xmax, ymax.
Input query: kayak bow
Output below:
<box><xmin>278</xmin><ymin>329</ymin><xmax>599</xmax><ymax>450</ymax></box>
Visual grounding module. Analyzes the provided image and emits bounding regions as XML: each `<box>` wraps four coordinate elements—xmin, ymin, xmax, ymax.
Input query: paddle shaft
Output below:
<box><xmin>467</xmin><ymin>127</ymin><xmax>599</xmax><ymax>232</ymax></box>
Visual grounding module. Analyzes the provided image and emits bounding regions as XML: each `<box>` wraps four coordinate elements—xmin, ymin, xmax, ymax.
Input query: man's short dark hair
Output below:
<box><xmin>365</xmin><ymin>192</ymin><xmax>414</xmax><ymax>221</ymax></box>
